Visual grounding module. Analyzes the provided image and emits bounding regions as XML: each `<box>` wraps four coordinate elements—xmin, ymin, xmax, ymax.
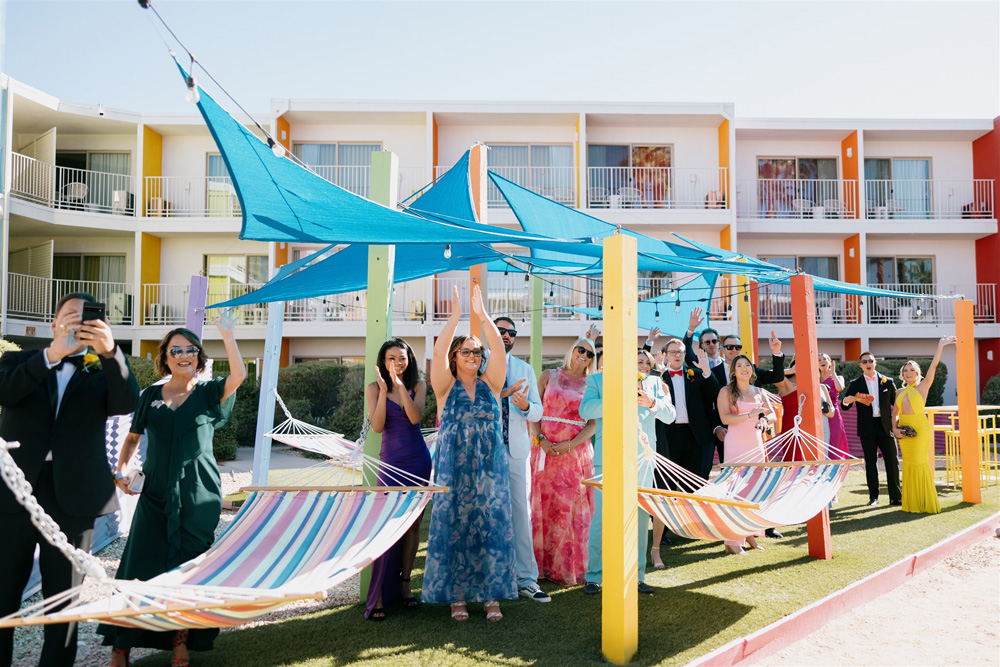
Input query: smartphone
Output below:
<box><xmin>81</xmin><ymin>302</ymin><xmax>106</xmax><ymax>323</ymax></box>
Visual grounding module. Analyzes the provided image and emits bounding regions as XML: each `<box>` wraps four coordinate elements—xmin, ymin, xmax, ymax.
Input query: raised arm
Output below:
<box><xmin>472</xmin><ymin>285</ymin><xmax>506</xmax><ymax>395</ymax></box>
<box><xmin>211</xmin><ymin>309</ymin><xmax>246</xmax><ymax>403</ymax></box>
<box><xmin>431</xmin><ymin>285</ymin><xmax>462</xmax><ymax>400</ymax></box>
<box><xmin>918</xmin><ymin>336</ymin><xmax>956</xmax><ymax>401</ymax></box>
<box><xmin>683</xmin><ymin>307</ymin><xmax>704</xmax><ymax>367</ymax></box>
<box><xmin>366</xmin><ymin>377</ymin><xmax>388</xmax><ymax>433</ymax></box>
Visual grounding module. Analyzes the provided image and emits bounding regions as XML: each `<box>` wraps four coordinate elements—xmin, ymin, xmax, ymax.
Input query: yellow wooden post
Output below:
<box><xmin>736</xmin><ymin>273</ymin><xmax>755</xmax><ymax>361</ymax></box>
<box><xmin>602</xmin><ymin>234</ymin><xmax>639</xmax><ymax>664</ymax></box>
<box><xmin>955</xmin><ymin>300</ymin><xmax>982</xmax><ymax>503</ymax></box>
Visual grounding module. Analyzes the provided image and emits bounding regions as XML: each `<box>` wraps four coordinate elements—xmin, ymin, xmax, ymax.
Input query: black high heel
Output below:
<box><xmin>399</xmin><ymin>576</ymin><xmax>419</xmax><ymax>609</ymax></box>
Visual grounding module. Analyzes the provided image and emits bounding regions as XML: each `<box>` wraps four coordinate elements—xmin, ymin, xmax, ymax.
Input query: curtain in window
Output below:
<box><xmin>337</xmin><ymin>144</ymin><xmax>379</xmax><ymax>198</ymax></box>
<box><xmin>864</xmin><ymin>159</ymin><xmax>892</xmax><ymax>209</ymax></box>
<box><xmin>88</xmin><ymin>153</ymin><xmax>130</xmax><ymax>211</ymax></box>
<box><xmin>891</xmin><ymin>159</ymin><xmax>930</xmax><ymax>217</ymax></box>
<box><xmin>530</xmin><ymin>145</ymin><xmax>572</xmax><ymax>199</ymax></box>
<box><xmin>866</xmin><ymin>257</ymin><xmax>896</xmax><ymax>285</ymax></box>
<box><xmin>588</xmin><ymin>145</ymin><xmax>629</xmax><ymax>198</ymax></box>
<box><xmin>292</xmin><ymin>144</ymin><xmax>337</xmax><ymax>166</ymax></box>
<box><xmin>207</xmin><ymin>155</ymin><xmax>238</xmax><ymax>216</ymax></box>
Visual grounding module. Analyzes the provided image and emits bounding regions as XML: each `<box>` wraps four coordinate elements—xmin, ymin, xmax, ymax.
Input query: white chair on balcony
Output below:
<box><xmin>60</xmin><ymin>182</ymin><xmax>88</xmax><ymax>209</ymax></box>
<box><xmin>588</xmin><ymin>187</ymin><xmax>608</xmax><ymax>208</ymax></box>
<box><xmin>550</xmin><ymin>188</ymin><xmax>574</xmax><ymax>205</ymax></box>
<box><xmin>618</xmin><ymin>187</ymin><xmax>641</xmax><ymax>208</ymax></box>
<box><xmin>823</xmin><ymin>199</ymin><xmax>846</xmax><ymax>218</ymax></box>
<box><xmin>792</xmin><ymin>198</ymin><xmax>813</xmax><ymax>218</ymax></box>
<box><xmin>886</xmin><ymin>198</ymin><xmax>906</xmax><ymax>218</ymax></box>
<box><xmin>875</xmin><ymin>296</ymin><xmax>898</xmax><ymax>323</ymax></box>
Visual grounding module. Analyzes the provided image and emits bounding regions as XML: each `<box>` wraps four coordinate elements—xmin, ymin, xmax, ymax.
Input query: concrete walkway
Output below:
<box><xmin>219</xmin><ymin>444</ymin><xmax>319</xmax><ymax>475</ymax></box>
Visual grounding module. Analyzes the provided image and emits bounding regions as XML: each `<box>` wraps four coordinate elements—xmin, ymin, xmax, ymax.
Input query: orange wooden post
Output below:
<box><xmin>469</xmin><ymin>145</ymin><xmax>488</xmax><ymax>336</ymax></box>
<box><xmin>955</xmin><ymin>300</ymin><xmax>982</xmax><ymax>503</ymax></box>
<box><xmin>790</xmin><ymin>274</ymin><xmax>832</xmax><ymax>559</ymax></box>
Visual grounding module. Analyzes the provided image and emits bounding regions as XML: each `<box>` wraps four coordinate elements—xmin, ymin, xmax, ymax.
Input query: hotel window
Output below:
<box><xmin>864</xmin><ymin>158</ymin><xmax>931</xmax><ymax>218</ymax></box>
<box><xmin>755</xmin><ymin>157</ymin><xmax>838</xmax><ymax>217</ymax></box>
<box><xmin>867</xmin><ymin>256</ymin><xmax>934</xmax><ymax>321</ymax></box>
<box><xmin>52</xmin><ymin>254</ymin><xmax>130</xmax><ymax>323</ymax></box>
<box><xmin>487</xmin><ymin>144</ymin><xmax>574</xmax><ymax>205</ymax></box>
<box><xmin>204</xmin><ymin>254</ymin><xmax>269</xmax><ymax>311</ymax></box>
<box><xmin>762</xmin><ymin>256</ymin><xmax>840</xmax><ymax>281</ymax></box>
<box><xmin>292</xmin><ymin>142</ymin><xmax>381</xmax><ymax>197</ymax></box>
<box><xmin>759</xmin><ymin>256</ymin><xmax>839</xmax><ymax>316</ymax></box>
<box><xmin>866</xmin><ymin>256</ymin><xmax>933</xmax><ymax>286</ymax></box>
<box><xmin>206</xmin><ymin>154</ymin><xmax>240</xmax><ymax>217</ymax></box>
<box><xmin>588</xmin><ymin>145</ymin><xmax>672</xmax><ymax>207</ymax></box>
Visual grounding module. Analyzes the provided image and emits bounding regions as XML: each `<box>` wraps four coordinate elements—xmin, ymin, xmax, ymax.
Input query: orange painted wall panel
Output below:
<box><xmin>841</xmin><ymin>131</ymin><xmax>859</xmax><ymax>219</ymax></box>
<box><xmin>973</xmin><ymin>118</ymin><xmax>1000</xmax><ymax>390</ymax></box>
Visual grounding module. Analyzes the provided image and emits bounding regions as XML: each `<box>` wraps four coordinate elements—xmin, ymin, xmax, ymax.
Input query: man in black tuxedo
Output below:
<box><xmin>0</xmin><ymin>292</ymin><xmax>139</xmax><ymax>667</ymax></box>
<box><xmin>659</xmin><ymin>338</ymin><xmax>719</xmax><ymax>479</ymax></box>
<box><xmin>841</xmin><ymin>351</ymin><xmax>901</xmax><ymax>506</ymax></box>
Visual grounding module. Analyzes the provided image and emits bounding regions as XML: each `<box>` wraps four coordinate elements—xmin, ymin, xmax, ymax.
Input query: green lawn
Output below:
<box><xmin>136</xmin><ymin>471</ymin><xmax>999</xmax><ymax>666</ymax></box>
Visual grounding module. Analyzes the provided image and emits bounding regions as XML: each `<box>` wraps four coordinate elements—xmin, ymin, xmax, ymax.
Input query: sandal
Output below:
<box><xmin>724</xmin><ymin>544</ymin><xmax>747</xmax><ymax>556</ymax></box>
<box><xmin>109</xmin><ymin>647</ymin><xmax>130</xmax><ymax>667</ymax></box>
<box><xmin>745</xmin><ymin>536</ymin><xmax>765</xmax><ymax>551</ymax></box>
<box><xmin>650</xmin><ymin>547</ymin><xmax>665</xmax><ymax>569</ymax></box>
<box><xmin>450</xmin><ymin>602</ymin><xmax>469</xmax><ymax>621</ymax></box>
<box><xmin>368</xmin><ymin>607</ymin><xmax>386</xmax><ymax>621</ymax></box>
<box><xmin>484</xmin><ymin>600</ymin><xmax>502</xmax><ymax>622</ymax></box>
<box><xmin>171</xmin><ymin>629</ymin><xmax>189</xmax><ymax>667</ymax></box>
<box><xmin>399</xmin><ymin>576</ymin><xmax>418</xmax><ymax>610</ymax></box>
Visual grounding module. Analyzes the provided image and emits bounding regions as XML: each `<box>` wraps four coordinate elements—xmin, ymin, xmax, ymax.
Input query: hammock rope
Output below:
<box><xmin>0</xmin><ymin>396</ymin><xmax>444</xmax><ymax>631</ymax></box>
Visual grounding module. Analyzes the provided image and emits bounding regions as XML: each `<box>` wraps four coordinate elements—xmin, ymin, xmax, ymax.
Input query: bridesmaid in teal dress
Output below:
<box><xmin>99</xmin><ymin>311</ymin><xmax>246</xmax><ymax>667</ymax></box>
<box><xmin>423</xmin><ymin>285</ymin><xmax>517</xmax><ymax>622</ymax></box>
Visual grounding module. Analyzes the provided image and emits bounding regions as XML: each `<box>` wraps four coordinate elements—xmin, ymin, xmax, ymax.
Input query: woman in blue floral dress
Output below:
<box><xmin>423</xmin><ymin>285</ymin><xmax>516</xmax><ymax>622</ymax></box>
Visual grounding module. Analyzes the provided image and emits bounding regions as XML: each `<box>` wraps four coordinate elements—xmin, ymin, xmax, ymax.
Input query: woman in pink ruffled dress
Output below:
<box><xmin>529</xmin><ymin>338</ymin><xmax>597</xmax><ymax>585</ymax></box>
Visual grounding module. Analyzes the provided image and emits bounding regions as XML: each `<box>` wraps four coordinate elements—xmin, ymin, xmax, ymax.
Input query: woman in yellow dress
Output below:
<box><xmin>891</xmin><ymin>336</ymin><xmax>955</xmax><ymax>514</ymax></box>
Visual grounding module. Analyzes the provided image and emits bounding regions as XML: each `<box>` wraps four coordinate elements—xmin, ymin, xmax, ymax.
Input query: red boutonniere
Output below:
<box><xmin>82</xmin><ymin>351</ymin><xmax>102</xmax><ymax>373</ymax></box>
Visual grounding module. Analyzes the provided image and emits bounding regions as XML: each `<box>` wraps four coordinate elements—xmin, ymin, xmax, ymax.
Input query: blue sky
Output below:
<box><xmin>3</xmin><ymin>0</ymin><xmax>999</xmax><ymax>119</ymax></box>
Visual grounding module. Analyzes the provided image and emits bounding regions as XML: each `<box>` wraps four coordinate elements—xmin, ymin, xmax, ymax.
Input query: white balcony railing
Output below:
<box><xmin>7</xmin><ymin>273</ymin><xmax>133</xmax><ymax>324</ymax></box>
<box><xmin>143</xmin><ymin>176</ymin><xmax>242</xmax><ymax>218</ymax></box>
<box><xmin>736</xmin><ymin>179</ymin><xmax>858</xmax><ymax>219</ymax></box>
<box><xmin>588</xmin><ymin>167</ymin><xmax>728</xmax><ymax>210</ymax></box>
<box><xmin>864</xmin><ymin>180</ymin><xmax>994</xmax><ymax>219</ymax></box>
<box><xmin>284</xmin><ymin>280</ymin><xmax>426</xmax><ymax>324</ymax></box>
<box><xmin>756</xmin><ymin>282</ymin><xmax>997</xmax><ymax>325</ymax></box>
<box><xmin>10</xmin><ymin>153</ymin><xmax>135</xmax><ymax>215</ymax></box>
<box><xmin>141</xmin><ymin>283</ymin><xmax>266</xmax><ymax>326</ymax></box>
<box><xmin>866</xmin><ymin>283</ymin><xmax>996</xmax><ymax>325</ymax></box>
<box><xmin>433</xmin><ymin>165</ymin><xmax>578</xmax><ymax>209</ymax></box>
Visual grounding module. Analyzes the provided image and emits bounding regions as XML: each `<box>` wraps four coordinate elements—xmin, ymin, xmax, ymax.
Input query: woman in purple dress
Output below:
<box><xmin>819</xmin><ymin>353</ymin><xmax>849</xmax><ymax>459</ymax></box>
<box><xmin>364</xmin><ymin>338</ymin><xmax>431</xmax><ymax>620</ymax></box>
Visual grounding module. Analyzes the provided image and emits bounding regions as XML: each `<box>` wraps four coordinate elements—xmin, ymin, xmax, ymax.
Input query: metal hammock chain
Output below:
<box><xmin>0</xmin><ymin>440</ymin><xmax>108</xmax><ymax>581</ymax></box>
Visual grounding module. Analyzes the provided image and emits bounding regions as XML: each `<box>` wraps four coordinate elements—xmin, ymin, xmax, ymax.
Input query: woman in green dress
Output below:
<box><xmin>99</xmin><ymin>311</ymin><xmax>245</xmax><ymax>667</ymax></box>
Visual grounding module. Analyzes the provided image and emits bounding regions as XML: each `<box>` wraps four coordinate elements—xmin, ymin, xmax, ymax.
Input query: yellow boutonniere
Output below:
<box><xmin>82</xmin><ymin>351</ymin><xmax>102</xmax><ymax>373</ymax></box>
<box><xmin>637</xmin><ymin>372</ymin><xmax>648</xmax><ymax>381</ymax></box>
<box><xmin>686</xmin><ymin>368</ymin><xmax>695</xmax><ymax>378</ymax></box>
<box><xmin>880</xmin><ymin>376</ymin><xmax>888</xmax><ymax>384</ymax></box>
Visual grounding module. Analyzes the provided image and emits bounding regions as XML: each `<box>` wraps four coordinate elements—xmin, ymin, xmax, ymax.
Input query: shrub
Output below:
<box><xmin>0</xmin><ymin>339</ymin><xmax>21</xmax><ymax>356</ymax></box>
<box><xmin>981</xmin><ymin>373</ymin><xmax>1000</xmax><ymax>412</ymax></box>
<box><xmin>126</xmin><ymin>355</ymin><xmax>159</xmax><ymax>390</ymax></box>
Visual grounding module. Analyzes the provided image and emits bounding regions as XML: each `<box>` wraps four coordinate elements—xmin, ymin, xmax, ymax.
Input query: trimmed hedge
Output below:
<box><xmin>758</xmin><ymin>357</ymin><xmax>948</xmax><ymax>406</ymax></box>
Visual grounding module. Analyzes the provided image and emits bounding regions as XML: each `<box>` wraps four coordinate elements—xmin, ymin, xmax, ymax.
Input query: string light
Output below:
<box><xmin>185</xmin><ymin>75</ymin><xmax>200</xmax><ymax>104</ymax></box>
<box><xmin>654</xmin><ymin>305</ymin><xmax>660</xmax><ymax>321</ymax></box>
<box><xmin>675</xmin><ymin>297</ymin><xmax>682</xmax><ymax>313</ymax></box>
<box><xmin>443</xmin><ymin>244</ymin><xmax>451</xmax><ymax>259</ymax></box>
<box><xmin>267</xmin><ymin>137</ymin><xmax>285</xmax><ymax>158</ymax></box>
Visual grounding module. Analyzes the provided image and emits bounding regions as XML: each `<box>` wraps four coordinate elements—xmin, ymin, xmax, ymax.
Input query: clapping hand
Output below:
<box><xmin>451</xmin><ymin>285</ymin><xmax>462</xmax><ymax>318</ymax></box>
<box><xmin>470</xmin><ymin>284</ymin><xmax>485</xmax><ymax>317</ymax></box>
<box><xmin>374</xmin><ymin>367</ymin><xmax>388</xmax><ymax>394</ymax></box>
<box><xmin>687</xmin><ymin>306</ymin><xmax>704</xmax><ymax>335</ymax></box>
<box><xmin>637</xmin><ymin>386</ymin><xmax>655</xmax><ymax>408</ymax></box>
<box><xmin>694</xmin><ymin>347</ymin><xmax>711</xmax><ymax>374</ymax></box>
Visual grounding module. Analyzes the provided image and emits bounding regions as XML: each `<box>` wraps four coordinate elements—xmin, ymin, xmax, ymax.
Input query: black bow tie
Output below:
<box><xmin>56</xmin><ymin>355</ymin><xmax>84</xmax><ymax>372</ymax></box>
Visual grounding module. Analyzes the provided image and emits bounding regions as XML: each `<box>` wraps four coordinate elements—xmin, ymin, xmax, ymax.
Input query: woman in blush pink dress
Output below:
<box><xmin>718</xmin><ymin>355</ymin><xmax>776</xmax><ymax>556</ymax></box>
<box><xmin>819</xmin><ymin>354</ymin><xmax>849</xmax><ymax>459</ymax></box>
<box><xmin>529</xmin><ymin>338</ymin><xmax>597</xmax><ymax>586</ymax></box>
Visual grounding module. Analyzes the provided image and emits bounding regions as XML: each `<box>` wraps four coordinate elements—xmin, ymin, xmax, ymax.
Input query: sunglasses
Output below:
<box><xmin>860</xmin><ymin>361</ymin><xmax>875</xmax><ymax>366</ymax></box>
<box><xmin>700</xmin><ymin>339</ymin><xmax>719</xmax><ymax>345</ymax></box>
<box><xmin>575</xmin><ymin>346</ymin><xmax>596</xmax><ymax>359</ymax></box>
<box><xmin>723</xmin><ymin>344</ymin><xmax>742</xmax><ymax>351</ymax></box>
<box><xmin>168</xmin><ymin>346</ymin><xmax>200</xmax><ymax>359</ymax></box>
<box><xmin>457</xmin><ymin>348</ymin><xmax>484</xmax><ymax>358</ymax></box>
<box><xmin>497</xmin><ymin>327</ymin><xmax>517</xmax><ymax>337</ymax></box>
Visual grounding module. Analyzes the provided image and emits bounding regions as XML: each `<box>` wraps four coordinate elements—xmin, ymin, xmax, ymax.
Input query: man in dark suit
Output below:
<box><xmin>659</xmin><ymin>338</ymin><xmax>719</xmax><ymax>479</ymax></box>
<box><xmin>841</xmin><ymin>351</ymin><xmax>901</xmax><ymax>506</ymax></box>
<box><xmin>0</xmin><ymin>292</ymin><xmax>139</xmax><ymax>667</ymax></box>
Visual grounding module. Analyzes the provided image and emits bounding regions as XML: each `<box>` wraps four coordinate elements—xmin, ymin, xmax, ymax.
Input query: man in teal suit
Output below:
<box><xmin>579</xmin><ymin>370</ymin><xmax>674</xmax><ymax>595</ymax></box>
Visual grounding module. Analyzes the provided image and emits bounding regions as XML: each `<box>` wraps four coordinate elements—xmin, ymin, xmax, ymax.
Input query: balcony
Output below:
<box><xmin>863</xmin><ymin>180</ymin><xmax>994</xmax><ymax>219</ymax></box>
<box><xmin>10</xmin><ymin>153</ymin><xmax>135</xmax><ymax>215</ymax></box>
<box><xmin>140</xmin><ymin>283</ymin><xmax>266</xmax><ymax>326</ymax></box>
<box><xmin>143</xmin><ymin>177</ymin><xmax>242</xmax><ymax>218</ymax></box>
<box><xmin>736</xmin><ymin>179</ymin><xmax>858</xmax><ymax>219</ymax></box>
<box><xmin>433</xmin><ymin>165</ymin><xmax>578</xmax><ymax>209</ymax></box>
<box><xmin>756</xmin><ymin>282</ymin><xmax>997</xmax><ymax>326</ymax></box>
<box><xmin>304</xmin><ymin>165</ymin><xmax>427</xmax><ymax>202</ymax></box>
<box><xmin>7</xmin><ymin>273</ymin><xmax>134</xmax><ymax>325</ymax></box>
<box><xmin>587</xmin><ymin>167</ymin><xmax>729</xmax><ymax>210</ymax></box>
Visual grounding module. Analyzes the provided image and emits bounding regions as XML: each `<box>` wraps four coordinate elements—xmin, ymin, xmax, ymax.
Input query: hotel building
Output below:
<box><xmin>1</xmin><ymin>75</ymin><xmax>997</xmax><ymax>402</ymax></box>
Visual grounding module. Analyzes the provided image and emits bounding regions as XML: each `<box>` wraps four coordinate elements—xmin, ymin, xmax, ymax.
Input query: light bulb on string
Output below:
<box><xmin>675</xmin><ymin>297</ymin><xmax>682</xmax><ymax>314</ymax></box>
<box><xmin>185</xmin><ymin>76</ymin><xmax>200</xmax><ymax>104</ymax></box>
<box><xmin>549</xmin><ymin>286</ymin><xmax>554</xmax><ymax>298</ymax></box>
<box><xmin>654</xmin><ymin>306</ymin><xmax>660</xmax><ymax>321</ymax></box>
<box><xmin>420</xmin><ymin>315</ymin><xmax>426</xmax><ymax>329</ymax></box>
<box><xmin>444</xmin><ymin>244</ymin><xmax>451</xmax><ymax>259</ymax></box>
<box><xmin>668</xmin><ymin>289</ymin><xmax>676</xmax><ymax>300</ymax></box>
<box><xmin>267</xmin><ymin>138</ymin><xmax>285</xmax><ymax>158</ymax></box>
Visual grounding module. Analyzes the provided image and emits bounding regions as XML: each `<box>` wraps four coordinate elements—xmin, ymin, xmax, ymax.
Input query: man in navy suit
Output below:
<box><xmin>841</xmin><ymin>351</ymin><xmax>901</xmax><ymax>506</ymax></box>
<box><xmin>0</xmin><ymin>292</ymin><xmax>139</xmax><ymax>667</ymax></box>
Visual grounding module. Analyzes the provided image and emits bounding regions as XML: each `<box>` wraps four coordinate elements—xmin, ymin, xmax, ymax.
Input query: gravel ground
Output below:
<box><xmin>11</xmin><ymin>469</ymin><xmax>361</xmax><ymax>666</ymax></box>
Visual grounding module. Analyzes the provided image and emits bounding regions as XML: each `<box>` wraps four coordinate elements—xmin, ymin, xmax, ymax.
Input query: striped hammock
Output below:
<box><xmin>0</xmin><ymin>396</ymin><xmax>444</xmax><ymax>631</ymax></box>
<box><xmin>586</xmin><ymin>413</ymin><xmax>859</xmax><ymax>542</ymax></box>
